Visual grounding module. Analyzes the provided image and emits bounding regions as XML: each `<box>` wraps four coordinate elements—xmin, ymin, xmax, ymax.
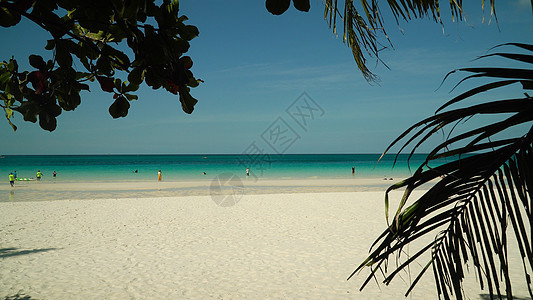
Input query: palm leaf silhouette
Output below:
<box><xmin>323</xmin><ymin>0</ymin><xmax>476</xmax><ymax>81</ymax></box>
<box><xmin>351</xmin><ymin>43</ymin><xmax>533</xmax><ymax>299</ymax></box>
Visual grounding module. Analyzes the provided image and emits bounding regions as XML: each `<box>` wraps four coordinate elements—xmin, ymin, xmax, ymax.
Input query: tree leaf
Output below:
<box><xmin>96</xmin><ymin>76</ymin><xmax>115</xmax><ymax>92</ymax></box>
<box><xmin>29</xmin><ymin>55</ymin><xmax>47</xmax><ymax>70</ymax></box>
<box><xmin>4</xmin><ymin>107</ymin><xmax>13</xmax><ymax>118</ymax></box>
<box><xmin>0</xmin><ymin>70</ymin><xmax>11</xmax><ymax>85</ymax></box>
<box><xmin>266</xmin><ymin>0</ymin><xmax>290</xmax><ymax>15</ymax></box>
<box><xmin>128</xmin><ymin>67</ymin><xmax>145</xmax><ymax>85</ymax></box>
<box><xmin>56</xmin><ymin>40</ymin><xmax>73</xmax><ymax>68</ymax></box>
<box><xmin>178</xmin><ymin>89</ymin><xmax>197</xmax><ymax>114</ymax></box>
<box><xmin>58</xmin><ymin>91</ymin><xmax>81</xmax><ymax>111</ymax></box>
<box><xmin>102</xmin><ymin>44</ymin><xmax>130</xmax><ymax>69</ymax></box>
<box><xmin>96</xmin><ymin>56</ymin><xmax>114</xmax><ymax>76</ymax></box>
<box><xmin>45</xmin><ymin>39</ymin><xmax>55</xmax><ymax>50</ymax></box>
<box><xmin>125</xmin><ymin>93</ymin><xmax>138</xmax><ymax>101</ymax></box>
<box><xmin>293</xmin><ymin>0</ymin><xmax>310</xmax><ymax>12</ymax></box>
<box><xmin>0</xmin><ymin>6</ymin><xmax>21</xmax><ymax>27</ymax></box>
<box><xmin>123</xmin><ymin>82</ymin><xmax>139</xmax><ymax>93</ymax></box>
<box><xmin>38</xmin><ymin>111</ymin><xmax>57</xmax><ymax>131</ymax></box>
<box><xmin>180</xmin><ymin>25</ymin><xmax>199</xmax><ymax>41</ymax></box>
<box><xmin>7</xmin><ymin>58</ymin><xmax>18</xmax><ymax>72</ymax></box>
<box><xmin>108</xmin><ymin>95</ymin><xmax>130</xmax><ymax>118</ymax></box>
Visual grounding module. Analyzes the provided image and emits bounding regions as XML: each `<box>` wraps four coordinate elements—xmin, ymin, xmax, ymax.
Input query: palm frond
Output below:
<box><xmin>352</xmin><ymin>43</ymin><xmax>533</xmax><ymax>299</ymax></box>
<box><xmin>323</xmin><ymin>1</ymin><xmax>492</xmax><ymax>81</ymax></box>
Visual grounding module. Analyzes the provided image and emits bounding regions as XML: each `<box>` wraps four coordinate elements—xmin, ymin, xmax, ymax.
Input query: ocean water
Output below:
<box><xmin>0</xmin><ymin>154</ymin><xmax>431</xmax><ymax>183</ymax></box>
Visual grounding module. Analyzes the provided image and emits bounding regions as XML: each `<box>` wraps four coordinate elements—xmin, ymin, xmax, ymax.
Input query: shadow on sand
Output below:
<box><xmin>2</xmin><ymin>248</ymin><xmax>56</xmax><ymax>299</ymax></box>
<box><xmin>0</xmin><ymin>247</ymin><xmax>58</xmax><ymax>258</ymax></box>
<box><xmin>479</xmin><ymin>294</ymin><xmax>531</xmax><ymax>300</ymax></box>
<box><xmin>4</xmin><ymin>293</ymin><xmax>36</xmax><ymax>300</ymax></box>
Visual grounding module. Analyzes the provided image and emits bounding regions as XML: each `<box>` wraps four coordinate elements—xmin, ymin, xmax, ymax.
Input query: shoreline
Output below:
<box><xmin>0</xmin><ymin>177</ymin><xmax>431</xmax><ymax>202</ymax></box>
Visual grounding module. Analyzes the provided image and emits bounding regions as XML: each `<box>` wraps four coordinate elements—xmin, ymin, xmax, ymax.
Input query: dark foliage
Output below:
<box><xmin>0</xmin><ymin>0</ymin><xmax>202</xmax><ymax>131</ymax></box>
<box><xmin>352</xmin><ymin>43</ymin><xmax>533</xmax><ymax>299</ymax></box>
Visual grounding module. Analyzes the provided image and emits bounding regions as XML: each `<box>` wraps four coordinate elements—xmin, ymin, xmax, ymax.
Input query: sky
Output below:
<box><xmin>0</xmin><ymin>1</ymin><xmax>532</xmax><ymax>155</ymax></box>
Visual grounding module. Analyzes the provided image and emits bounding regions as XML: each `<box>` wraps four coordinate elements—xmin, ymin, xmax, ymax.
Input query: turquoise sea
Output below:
<box><xmin>1</xmin><ymin>154</ymin><xmax>430</xmax><ymax>183</ymax></box>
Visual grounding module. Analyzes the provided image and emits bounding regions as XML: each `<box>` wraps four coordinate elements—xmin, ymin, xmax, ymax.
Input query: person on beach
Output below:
<box><xmin>352</xmin><ymin>166</ymin><xmax>355</xmax><ymax>175</ymax></box>
<box><xmin>36</xmin><ymin>170</ymin><xmax>42</xmax><ymax>181</ymax></box>
<box><xmin>246</xmin><ymin>167</ymin><xmax>249</xmax><ymax>177</ymax></box>
<box><xmin>9</xmin><ymin>172</ymin><xmax>14</xmax><ymax>187</ymax></box>
<box><xmin>53</xmin><ymin>171</ymin><xmax>57</xmax><ymax>178</ymax></box>
<box><xmin>158</xmin><ymin>170</ymin><xmax>162</xmax><ymax>181</ymax></box>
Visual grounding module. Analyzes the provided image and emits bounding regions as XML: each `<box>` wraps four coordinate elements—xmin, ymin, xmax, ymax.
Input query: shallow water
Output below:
<box><xmin>1</xmin><ymin>153</ymin><xmax>430</xmax><ymax>182</ymax></box>
<box><xmin>1</xmin><ymin>154</ymin><xmax>443</xmax><ymax>202</ymax></box>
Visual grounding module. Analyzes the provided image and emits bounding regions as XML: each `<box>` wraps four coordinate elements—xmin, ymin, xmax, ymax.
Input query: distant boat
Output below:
<box><xmin>0</xmin><ymin>155</ymin><xmax>4</xmax><ymax>158</ymax></box>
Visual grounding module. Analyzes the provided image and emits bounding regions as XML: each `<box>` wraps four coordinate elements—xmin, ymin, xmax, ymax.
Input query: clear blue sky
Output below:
<box><xmin>1</xmin><ymin>1</ymin><xmax>531</xmax><ymax>155</ymax></box>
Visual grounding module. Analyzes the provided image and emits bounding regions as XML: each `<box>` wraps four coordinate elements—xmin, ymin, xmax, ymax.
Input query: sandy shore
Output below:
<box><xmin>1</xmin><ymin>177</ymin><xmax>420</xmax><ymax>202</ymax></box>
<box><xmin>0</xmin><ymin>181</ymin><xmax>529</xmax><ymax>299</ymax></box>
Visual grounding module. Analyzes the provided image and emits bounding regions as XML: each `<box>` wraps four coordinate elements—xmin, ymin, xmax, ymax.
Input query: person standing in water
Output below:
<box><xmin>158</xmin><ymin>170</ymin><xmax>162</xmax><ymax>181</ymax></box>
<box><xmin>246</xmin><ymin>167</ymin><xmax>249</xmax><ymax>177</ymax></box>
<box><xmin>9</xmin><ymin>172</ymin><xmax>14</xmax><ymax>187</ymax></box>
<box><xmin>36</xmin><ymin>170</ymin><xmax>42</xmax><ymax>181</ymax></box>
<box><xmin>53</xmin><ymin>171</ymin><xmax>57</xmax><ymax>178</ymax></box>
<box><xmin>352</xmin><ymin>166</ymin><xmax>355</xmax><ymax>175</ymax></box>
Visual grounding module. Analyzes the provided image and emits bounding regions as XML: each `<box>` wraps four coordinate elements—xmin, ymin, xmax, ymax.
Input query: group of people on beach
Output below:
<box><xmin>8</xmin><ymin>170</ymin><xmax>57</xmax><ymax>186</ymax></box>
<box><xmin>9</xmin><ymin>165</ymin><xmax>358</xmax><ymax>186</ymax></box>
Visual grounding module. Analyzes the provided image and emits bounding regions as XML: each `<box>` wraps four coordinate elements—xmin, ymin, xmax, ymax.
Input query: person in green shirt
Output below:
<box><xmin>9</xmin><ymin>173</ymin><xmax>14</xmax><ymax>187</ymax></box>
<box><xmin>36</xmin><ymin>170</ymin><xmax>42</xmax><ymax>181</ymax></box>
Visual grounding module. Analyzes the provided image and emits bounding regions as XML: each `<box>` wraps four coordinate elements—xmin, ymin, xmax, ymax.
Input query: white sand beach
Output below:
<box><xmin>0</xmin><ymin>177</ymin><xmax>412</xmax><ymax>201</ymax></box>
<box><xmin>0</xmin><ymin>180</ymin><xmax>529</xmax><ymax>299</ymax></box>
